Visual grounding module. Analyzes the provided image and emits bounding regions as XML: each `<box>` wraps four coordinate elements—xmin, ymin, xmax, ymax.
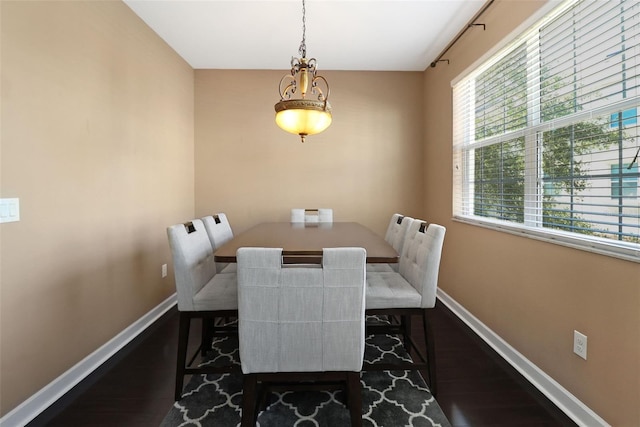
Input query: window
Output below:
<box><xmin>453</xmin><ymin>0</ymin><xmax>640</xmax><ymax>261</ymax></box>
<box><xmin>611</xmin><ymin>163</ymin><xmax>639</xmax><ymax>198</ymax></box>
<box><xmin>611</xmin><ymin>108</ymin><xmax>638</xmax><ymax>128</ymax></box>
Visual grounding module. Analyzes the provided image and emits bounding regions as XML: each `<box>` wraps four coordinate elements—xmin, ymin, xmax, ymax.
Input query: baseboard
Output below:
<box><xmin>0</xmin><ymin>294</ymin><xmax>177</xmax><ymax>427</ymax></box>
<box><xmin>436</xmin><ymin>289</ymin><xmax>610</xmax><ymax>427</ymax></box>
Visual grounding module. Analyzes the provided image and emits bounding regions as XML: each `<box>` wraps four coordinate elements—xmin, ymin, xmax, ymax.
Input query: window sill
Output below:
<box><xmin>453</xmin><ymin>215</ymin><xmax>640</xmax><ymax>264</ymax></box>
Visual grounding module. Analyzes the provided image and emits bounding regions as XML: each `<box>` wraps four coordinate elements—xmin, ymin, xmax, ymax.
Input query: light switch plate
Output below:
<box><xmin>0</xmin><ymin>198</ymin><xmax>20</xmax><ymax>223</ymax></box>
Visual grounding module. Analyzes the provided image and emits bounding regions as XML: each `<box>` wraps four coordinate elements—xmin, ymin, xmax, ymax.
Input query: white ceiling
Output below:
<box><xmin>123</xmin><ymin>0</ymin><xmax>486</xmax><ymax>71</ymax></box>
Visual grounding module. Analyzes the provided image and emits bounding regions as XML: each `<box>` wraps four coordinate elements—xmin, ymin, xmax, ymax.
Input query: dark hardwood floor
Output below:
<box><xmin>27</xmin><ymin>301</ymin><xmax>577</xmax><ymax>427</ymax></box>
<box><xmin>424</xmin><ymin>303</ymin><xmax>577</xmax><ymax>427</ymax></box>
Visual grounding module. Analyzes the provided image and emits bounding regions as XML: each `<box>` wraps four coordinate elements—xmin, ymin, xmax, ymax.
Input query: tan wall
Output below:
<box><xmin>2</xmin><ymin>0</ymin><xmax>637</xmax><ymax>424</ymax></box>
<box><xmin>194</xmin><ymin>70</ymin><xmax>425</xmax><ymax>235</ymax></box>
<box><xmin>423</xmin><ymin>1</ymin><xmax>640</xmax><ymax>426</ymax></box>
<box><xmin>0</xmin><ymin>1</ymin><xmax>194</xmax><ymax>415</ymax></box>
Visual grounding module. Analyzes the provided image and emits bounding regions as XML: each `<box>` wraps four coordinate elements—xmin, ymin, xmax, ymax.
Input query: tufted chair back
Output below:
<box><xmin>237</xmin><ymin>247</ymin><xmax>366</xmax><ymax>374</ymax></box>
<box><xmin>291</xmin><ymin>208</ymin><xmax>333</xmax><ymax>223</ymax></box>
<box><xmin>398</xmin><ymin>221</ymin><xmax>446</xmax><ymax>308</ymax></box>
<box><xmin>202</xmin><ymin>213</ymin><xmax>234</xmax><ymax>273</ymax></box>
<box><xmin>167</xmin><ymin>219</ymin><xmax>216</xmax><ymax>311</ymax></box>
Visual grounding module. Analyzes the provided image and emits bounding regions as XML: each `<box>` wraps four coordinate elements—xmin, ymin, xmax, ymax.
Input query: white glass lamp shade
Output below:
<box><xmin>275</xmin><ymin>99</ymin><xmax>332</xmax><ymax>140</ymax></box>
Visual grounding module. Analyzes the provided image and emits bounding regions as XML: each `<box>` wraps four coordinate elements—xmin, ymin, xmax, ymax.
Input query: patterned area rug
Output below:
<box><xmin>161</xmin><ymin>322</ymin><xmax>451</xmax><ymax>427</ymax></box>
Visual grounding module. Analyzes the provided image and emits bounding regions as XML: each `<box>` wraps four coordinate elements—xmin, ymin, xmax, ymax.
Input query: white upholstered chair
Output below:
<box><xmin>290</xmin><ymin>208</ymin><xmax>333</xmax><ymax>223</ymax></box>
<box><xmin>366</xmin><ymin>213</ymin><xmax>414</xmax><ymax>273</ymax></box>
<box><xmin>318</xmin><ymin>208</ymin><xmax>333</xmax><ymax>223</ymax></box>
<box><xmin>290</xmin><ymin>208</ymin><xmax>305</xmax><ymax>222</ymax></box>
<box><xmin>237</xmin><ymin>247</ymin><xmax>366</xmax><ymax>427</ymax></box>
<box><xmin>365</xmin><ymin>220</ymin><xmax>446</xmax><ymax>396</ymax></box>
<box><xmin>167</xmin><ymin>219</ymin><xmax>239</xmax><ymax>400</ymax></box>
<box><xmin>202</xmin><ymin>213</ymin><xmax>236</xmax><ymax>274</ymax></box>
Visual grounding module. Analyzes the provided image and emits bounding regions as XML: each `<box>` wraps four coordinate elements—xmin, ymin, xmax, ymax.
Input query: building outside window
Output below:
<box><xmin>611</xmin><ymin>163</ymin><xmax>639</xmax><ymax>198</ymax></box>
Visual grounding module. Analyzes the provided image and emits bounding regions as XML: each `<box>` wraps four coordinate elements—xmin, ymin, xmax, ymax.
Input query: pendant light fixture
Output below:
<box><xmin>274</xmin><ymin>0</ymin><xmax>332</xmax><ymax>143</ymax></box>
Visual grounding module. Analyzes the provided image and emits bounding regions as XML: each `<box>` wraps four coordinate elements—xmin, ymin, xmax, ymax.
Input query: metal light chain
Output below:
<box><xmin>298</xmin><ymin>0</ymin><xmax>307</xmax><ymax>58</ymax></box>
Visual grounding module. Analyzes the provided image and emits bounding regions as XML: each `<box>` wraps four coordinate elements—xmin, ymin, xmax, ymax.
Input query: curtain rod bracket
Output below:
<box><xmin>429</xmin><ymin>0</ymin><xmax>494</xmax><ymax>70</ymax></box>
<box><xmin>430</xmin><ymin>59</ymin><xmax>450</xmax><ymax>68</ymax></box>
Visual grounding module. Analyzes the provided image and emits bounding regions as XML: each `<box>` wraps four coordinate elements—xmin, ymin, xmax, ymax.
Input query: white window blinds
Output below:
<box><xmin>452</xmin><ymin>0</ymin><xmax>640</xmax><ymax>261</ymax></box>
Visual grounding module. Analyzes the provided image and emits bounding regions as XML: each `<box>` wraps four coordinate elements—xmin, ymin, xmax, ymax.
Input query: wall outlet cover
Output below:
<box><xmin>573</xmin><ymin>330</ymin><xmax>587</xmax><ymax>360</ymax></box>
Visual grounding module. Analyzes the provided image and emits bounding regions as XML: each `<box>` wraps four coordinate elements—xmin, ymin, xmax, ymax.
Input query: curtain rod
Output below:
<box><xmin>430</xmin><ymin>0</ymin><xmax>495</xmax><ymax>68</ymax></box>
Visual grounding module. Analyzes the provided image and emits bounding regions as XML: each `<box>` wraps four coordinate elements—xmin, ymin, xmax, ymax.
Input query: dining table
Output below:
<box><xmin>213</xmin><ymin>221</ymin><xmax>398</xmax><ymax>264</ymax></box>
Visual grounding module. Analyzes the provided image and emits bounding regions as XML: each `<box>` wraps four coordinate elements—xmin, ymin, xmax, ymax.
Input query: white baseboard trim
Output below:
<box><xmin>0</xmin><ymin>294</ymin><xmax>177</xmax><ymax>427</ymax></box>
<box><xmin>436</xmin><ymin>289</ymin><xmax>610</xmax><ymax>427</ymax></box>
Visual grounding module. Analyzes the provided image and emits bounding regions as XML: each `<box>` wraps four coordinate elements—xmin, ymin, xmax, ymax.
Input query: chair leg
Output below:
<box><xmin>201</xmin><ymin>317</ymin><xmax>214</xmax><ymax>356</ymax></box>
<box><xmin>346</xmin><ymin>372</ymin><xmax>362</xmax><ymax>427</ymax></box>
<box><xmin>422</xmin><ymin>309</ymin><xmax>437</xmax><ymax>398</ymax></box>
<box><xmin>257</xmin><ymin>383</ymin><xmax>270</xmax><ymax>412</ymax></box>
<box><xmin>402</xmin><ymin>315</ymin><xmax>412</xmax><ymax>352</ymax></box>
<box><xmin>242</xmin><ymin>374</ymin><xmax>258</xmax><ymax>427</ymax></box>
<box><xmin>175</xmin><ymin>312</ymin><xmax>191</xmax><ymax>400</ymax></box>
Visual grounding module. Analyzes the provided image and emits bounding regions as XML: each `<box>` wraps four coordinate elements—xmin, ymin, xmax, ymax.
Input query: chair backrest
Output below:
<box><xmin>398</xmin><ymin>221</ymin><xmax>446</xmax><ymax>309</ymax></box>
<box><xmin>318</xmin><ymin>208</ymin><xmax>333</xmax><ymax>223</ymax></box>
<box><xmin>384</xmin><ymin>214</ymin><xmax>414</xmax><ymax>253</ymax></box>
<box><xmin>202</xmin><ymin>214</ymin><xmax>234</xmax><ymax>272</ymax></box>
<box><xmin>167</xmin><ymin>219</ymin><xmax>216</xmax><ymax>311</ymax></box>
<box><xmin>291</xmin><ymin>208</ymin><xmax>333</xmax><ymax>223</ymax></box>
<box><xmin>291</xmin><ymin>208</ymin><xmax>305</xmax><ymax>222</ymax></box>
<box><xmin>237</xmin><ymin>247</ymin><xmax>366</xmax><ymax>374</ymax></box>
<box><xmin>202</xmin><ymin>213</ymin><xmax>234</xmax><ymax>249</ymax></box>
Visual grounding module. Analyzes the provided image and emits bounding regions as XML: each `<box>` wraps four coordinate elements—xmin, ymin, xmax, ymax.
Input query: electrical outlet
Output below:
<box><xmin>162</xmin><ymin>264</ymin><xmax>168</xmax><ymax>278</ymax></box>
<box><xmin>573</xmin><ymin>330</ymin><xmax>587</xmax><ymax>360</ymax></box>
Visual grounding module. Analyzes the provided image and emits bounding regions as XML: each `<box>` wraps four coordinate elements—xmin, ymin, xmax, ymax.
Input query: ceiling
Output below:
<box><xmin>123</xmin><ymin>0</ymin><xmax>486</xmax><ymax>71</ymax></box>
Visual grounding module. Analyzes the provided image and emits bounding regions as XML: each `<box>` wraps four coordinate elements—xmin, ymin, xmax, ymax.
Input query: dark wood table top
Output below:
<box><xmin>214</xmin><ymin>222</ymin><xmax>398</xmax><ymax>264</ymax></box>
